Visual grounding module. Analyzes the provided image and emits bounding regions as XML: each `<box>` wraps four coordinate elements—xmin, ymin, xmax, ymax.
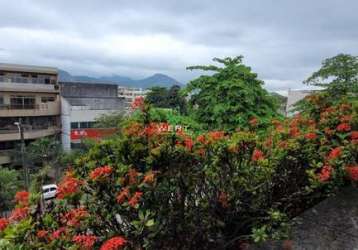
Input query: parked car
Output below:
<box><xmin>42</xmin><ymin>184</ymin><xmax>57</xmax><ymax>200</ymax></box>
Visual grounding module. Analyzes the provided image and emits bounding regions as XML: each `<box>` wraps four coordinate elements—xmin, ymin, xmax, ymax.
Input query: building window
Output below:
<box><xmin>41</xmin><ymin>96</ymin><xmax>55</xmax><ymax>103</ymax></box>
<box><xmin>0</xmin><ymin>96</ymin><xmax>3</xmax><ymax>105</ymax></box>
<box><xmin>10</xmin><ymin>96</ymin><xmax>35</xmax><ymax>109</ymax></box>
<box><xmin>79</xmin><ymin>122</ymin><xmax>88</xmax><ymax>129</ymax></box>
<box><xmin>71</xmin><ymin>122</ymin><xmax>79</xmax><ymax>129</ymax></box>
<box><xmin>76</xmin><ymin>121</ymin><xmax>95</xmax><ymax>129</ymax></box>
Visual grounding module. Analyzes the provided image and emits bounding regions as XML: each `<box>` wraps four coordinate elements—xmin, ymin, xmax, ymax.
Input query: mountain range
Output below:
<box><xmin>58</xmin><ymin>70</ymin><xmax>182</xmax><ymax>89</ymax></box>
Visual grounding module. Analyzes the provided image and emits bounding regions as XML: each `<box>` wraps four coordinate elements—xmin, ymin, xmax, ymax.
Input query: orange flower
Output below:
<box><xmin>56</xmin><ymin>172</ymin><xmax>82</xmax><ymax>199</ymax></box>
<box><xmin>131</xmin><ymin>96</ymin><xmax>145</xmax><ymax>110</ymax></box>
<box><xmin>128</xmin><ymin>168</ymin><xmax>138</xmax><ymax>185</ymax></box>
<box><xmin>352</xmin><ymin>131</ymin><xmax>358</xmax><ymax>140</ymax></box>
<box><xmin>51</xmin><ymin>227</ymin><xmax>66</xmax><ymax>240</ymax></box>
<box><xmin>196</xmin><ymin>135</ymin><xmax>207</xmax><ymax>144</ymax></box>
<box><xmin>271</xmin><ymin>119</ymin><xmax>282</xmax><ymax>127</ymax></box>
<box><xmin>128</xmin><ymin>192</ymin><xmax>143</xmax><ymax>208</ymax></box>
<box><xmin>37</xmin><ymin>230</ymin><xmax>48</xmax><ymax>238</ymax></box>
<box><xmin>9</xmin><ymin>207</ymin><xmax>29</xmax><ymax>222</ymax></box>
<box><xmin>208</xmin><ymin>131</ymin><xmax>225</xmax><ymax>141</ymax></box>
<box><xmin>123</xmin><ymin>122</ymin><xmax>143</xmax><ymax>137</ymax></box>
<box><xmin>278</xmin><ymin>141</ymin><xmax>288</xmax><ymax>149</ymax></box>
<box><xmin>307</xmin><ymin>119</ymin><xmax>316</xmax><ymax>127</ymax></box>
<box><xmin>345</xmin><ymin>166</ymin><xmax>358</xmax><ymax>181</ymax></box>
<box><xmin>249</xmin><ymin>117</ymin><xmax>258</xmax><ymax>127</ymax></box>
<box><xmin>100</xmin><ymin>236</ymin><xmax>126</xmax><ymax>250</ymax></box>
<box><xmin>324</xmin><ymin>106</ymin><xmax>335</xmax><ymax>113</ymax></box>
<box><xmin>62</xmin><ymin>207</ymin><xmax>89</xmax><ymax>227</ymax></box>
<box><xmin>352</xmin><ymin>131</ymin><xmax>358</xmax><ymax>144</ymax></box>
<box><xmin>0</xmin><ymin>218</ymin><xmax>9</xmax><ymax>231</ymax></box>
<box><xmin>14</xmin><ymin>190</ymin><xmax>29</xmax><ymax>206</ymax></box>
<box><xmin>336</xmin><ymin>123</ymin><xmax>351</xmax><ymax>132</ymax></box>
<box><xmin>116</xmin><ymin>188</ymin><xmax>130</xmax><ymax>204</ymax></box>
<box><xmin>304</xmin><ymin>132</ymin><xmax>317</xmax><ymax>140</ymax></box>
<box><xmin>264</xmin><ymin>137</ymin><xmax>273</xmax><ymax>147</ymax></box>
<box><xmin>324</xmin><ymin>127</ymin><xmax>335</xmax><ymax>136</ymax></box>
<box><xmin>89</xmin><ymin>166</ymin><xmax>113</xmax><ymax>181</ymax></box>
<box><xmin>340</xmin><ymin>103</ymin><xmax>351</xmax><ymax>112</ymax></box>
<box><xmin>144</xmin><ymin>123</ymin><xmax>161</xmax><ymax>137</ymax></box>
<box><xmin>73</xmin><ymin>234</ymin><xmax>98</xmax><ymax>250</ymax></box>
<box><xmin>340</xmin><ymin>115</ymin><xmax>352</xmax><ymax>123</ymax></box>
<box><xmin>184</xmin><ymin>137</ymin><xmax>194</xmax><ymax>151</ymax></box>
<box><xmin>327</xmin><ymin>147</ymin><xmax>342</xmax><ymax>160</ymax></box>
<box><xmin>143</xmin><ymin>171</ymin><xmax>155</xmax><ymax>184</ymax></box>
<box><xmin>289</xmin><ymin>127</ymin><xmax>300</xmax><ymax>138</ymax></box>
<box><xmin>317</xmin><ymin>165</ymin><xmax>332</xmax><ymax>182</ymax></box>
<box><xmin>252</xmin><ymin>149</ymin><xmax>264</xmax><ymax>161</ymax></box>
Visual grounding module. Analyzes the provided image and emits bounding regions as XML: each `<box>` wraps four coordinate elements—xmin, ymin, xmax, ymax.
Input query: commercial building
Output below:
<box><xmin>60</xmin><ymin>82</ymin><xmax>126</xmax><ymax>151</ymax></box>
<box><xmin>0</xmin><ymin>63</ymin><xmax>61</xmax><ymax>167</ymax></box>
<box><xmin>118</xmin><ymin>86</ymin><xmax>148</xmax><ymax>106</ymax></box>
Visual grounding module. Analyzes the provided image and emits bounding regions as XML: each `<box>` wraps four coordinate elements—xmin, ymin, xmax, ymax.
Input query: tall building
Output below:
<box><xmin>118</xmin><ymin>86</ymin><xmax>148</xmax><ymax>107</ymax></box>
<box><xmin>0</xmin><ymin>63</ymin><xmax>61</xmax><ymax>167</ymax></box>
<box><xmin>60</xmin><ymin>82</ymin><xmax>126</xmax><ymax>151</ymax></box>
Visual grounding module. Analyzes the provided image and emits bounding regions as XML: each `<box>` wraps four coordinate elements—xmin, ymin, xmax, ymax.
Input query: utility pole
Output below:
<box><xmin>15</xmin><ymin>118</ymin><xmax>29</xmax><ymax>189</ymax></box>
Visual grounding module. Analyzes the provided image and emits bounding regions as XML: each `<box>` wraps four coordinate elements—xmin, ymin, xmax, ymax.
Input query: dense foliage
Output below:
<box><xmin>1</xmin><ymin>94</ymin><xmax>357</xmax><ymax>249</ymax></box>
<box><xmin>146</xmin><ymin>85</ymin><xmax>187</xmax><ymax>114</ymax></box>
<box><xmin>0</xmin><ymin>167</ymin><xmax>21</xmax><ymax>212</ymax></box>
<box><xmin>185</xmin><ymin>56</ymin><xmax>280</xmax><ymax>131</ymax></box>
<box><xmin>304</xmin><ymin>53</ymin><xmax>358</xmax><ymax>97</ymax></box>
<box><xmin>94</xmin><ymin>111</ymin><xmax>125</xmax><ymax>129</ymax></box>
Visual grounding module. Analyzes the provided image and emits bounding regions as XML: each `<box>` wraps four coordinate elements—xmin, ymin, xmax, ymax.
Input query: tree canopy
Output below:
<box><xmin>185</xmin><ymin>56</ymin><xmax>279</xmax><ymax>131</ymax></box>
<box><xmin>304</xmin><ymin>53</ymin><xmax>358</xmax><ymax>97</ymax></box>
<box><xmin>146</xmin><ymin>85</ymin><xmax>187</xmax><ymax>114</ymax></box>
<box><xmin>0</xmin><ymin>167</ymin><xmax>21</xmax><ymax>211</ymax></box>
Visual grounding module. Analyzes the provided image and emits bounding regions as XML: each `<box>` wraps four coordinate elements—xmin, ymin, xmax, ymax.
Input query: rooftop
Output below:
<box><xmin>0</xmin><ymin>63</ymin><xmax>58</xmax><ymax>75</ymax></box>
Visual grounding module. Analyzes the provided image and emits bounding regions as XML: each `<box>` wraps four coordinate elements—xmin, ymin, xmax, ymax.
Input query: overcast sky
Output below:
<box><xmin>0</xmin><ymin>0</ymin><xmax>357</xmax><ymax>91</ymax></box>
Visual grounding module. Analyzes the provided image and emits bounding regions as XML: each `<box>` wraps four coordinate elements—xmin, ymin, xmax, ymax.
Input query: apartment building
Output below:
<box><xmin>118</xmin><ymin>86</ymin><xmax>148</xmax><ymax>106</ymax></box>
<box><xmin>0</xmin><ymin>63</ymin><xmax>61</xmax><ymax>167</ymax></box>
<box><xmin>60</xmin><ymin>82</ymin><xmax>126</xmax><ymax>151</ymax></box>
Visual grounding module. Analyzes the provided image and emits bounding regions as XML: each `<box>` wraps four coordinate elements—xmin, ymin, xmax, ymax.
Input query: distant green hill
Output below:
<box><xmin>58</xmin><ymin>70</ymin><xmax>183</xmax><ymax>89</ymax></box>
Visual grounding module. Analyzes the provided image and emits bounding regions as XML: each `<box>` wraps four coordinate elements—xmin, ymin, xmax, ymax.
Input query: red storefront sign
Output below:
<box><xmin>70</xmin><ymin>128</ymin><xmax>118</xmax><ymax>141</ymax></box>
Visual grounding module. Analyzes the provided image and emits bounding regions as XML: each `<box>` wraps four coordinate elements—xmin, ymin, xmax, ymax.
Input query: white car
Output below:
<box><xmin>42</xmin><ymin>184</ymin><xmax>58</xmax><ymax>200</ymax></box>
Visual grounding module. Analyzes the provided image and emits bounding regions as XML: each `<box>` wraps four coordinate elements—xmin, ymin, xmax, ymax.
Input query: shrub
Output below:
<box><xmin>0</xmin><ymin>96</ymin><xmax>356</xmax><ymax>249</ymax></box>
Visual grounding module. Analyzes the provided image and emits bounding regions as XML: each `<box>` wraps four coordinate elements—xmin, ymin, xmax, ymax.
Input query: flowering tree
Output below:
<box><xmin>0</xmin><ymin>94</ymin><xmax>357</xmax><ymax>249</ymax></box>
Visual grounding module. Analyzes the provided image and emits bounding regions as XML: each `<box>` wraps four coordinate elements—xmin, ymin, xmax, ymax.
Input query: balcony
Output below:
<box><xmin>0</xmin><ymin>82</ymin><xmax>59</xmax><ymax>93</ymax></box>
<box><xmin>0</xmin><ymin>101</ymin><xmax>60</xmax><ymax>117</ymax></box>
<box><xmin>0</xmin><ymin>126</ymin><xmax>60</xmax><ymax>142</ymax></box>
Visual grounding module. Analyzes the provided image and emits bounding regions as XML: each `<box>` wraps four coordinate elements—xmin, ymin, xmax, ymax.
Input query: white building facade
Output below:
<box><xmin>60</xmin><ymin>82</ymin><xmax>126</xmax><ymax>151</ymax></box>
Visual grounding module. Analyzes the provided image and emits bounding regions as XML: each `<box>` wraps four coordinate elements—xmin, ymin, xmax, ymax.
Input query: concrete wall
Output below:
<box><xmin>61</xmin><ymin>97</ymin><xmax>71</xmax><ymax>151</ymax></box>
<box><xmin>65</xmin><ymin>97</ymin><xmax>124</xmax><ymax>110</ymax></box>
<box><xmin>0</xmin><ymin>82</ymin><xmax>59</xmax><ymax>93</ymax></box>
<box><xmin>286</xmin><ymin>90</ymin><xmax>313</xmax><ymax>116</ymax></box>
<box><xmin>60</xmin><ymin>82</ymin><xmax>118</xmax><ymax>98</ymax></box>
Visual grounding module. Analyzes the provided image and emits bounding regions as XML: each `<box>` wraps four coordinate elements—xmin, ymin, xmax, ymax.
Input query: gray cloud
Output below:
<box><xmin>0</xmin><ymin>0</ymin><xmax>357</xmax><ymax>90</ymax></box>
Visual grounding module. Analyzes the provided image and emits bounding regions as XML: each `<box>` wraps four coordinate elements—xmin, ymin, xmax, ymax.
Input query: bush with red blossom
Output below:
<box><xmin>100</xmin><ymin>236</ymin><xmax>126</xmax><ymax>250</ymax></box>
<box><xmin>56</xmin><ymin>171</ymin><xmax>83</xmax><ymax>199</ymax></box>
<box><xmin>0</xmin><ymin>94</ymin><xmax>356</xmax><ymax>249</ymax></box>
<box><xmin>73</xmin><ymin>234</ymin><xmax>98</xmax><ymax>249</ymax></box>
<box><xmin>0</xmin><ymin>218</ymin><xmax>9</xmax><ymax>232</ymax></box>
<box><xmin>89</xmin><ymin>165</ymin><xmax>113</xmax><ymax>181</ymax></box>
<box><xmin>346</xmin><ymin>166</ymin><xmax>358</xmax><ymax>181</ymax></box>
